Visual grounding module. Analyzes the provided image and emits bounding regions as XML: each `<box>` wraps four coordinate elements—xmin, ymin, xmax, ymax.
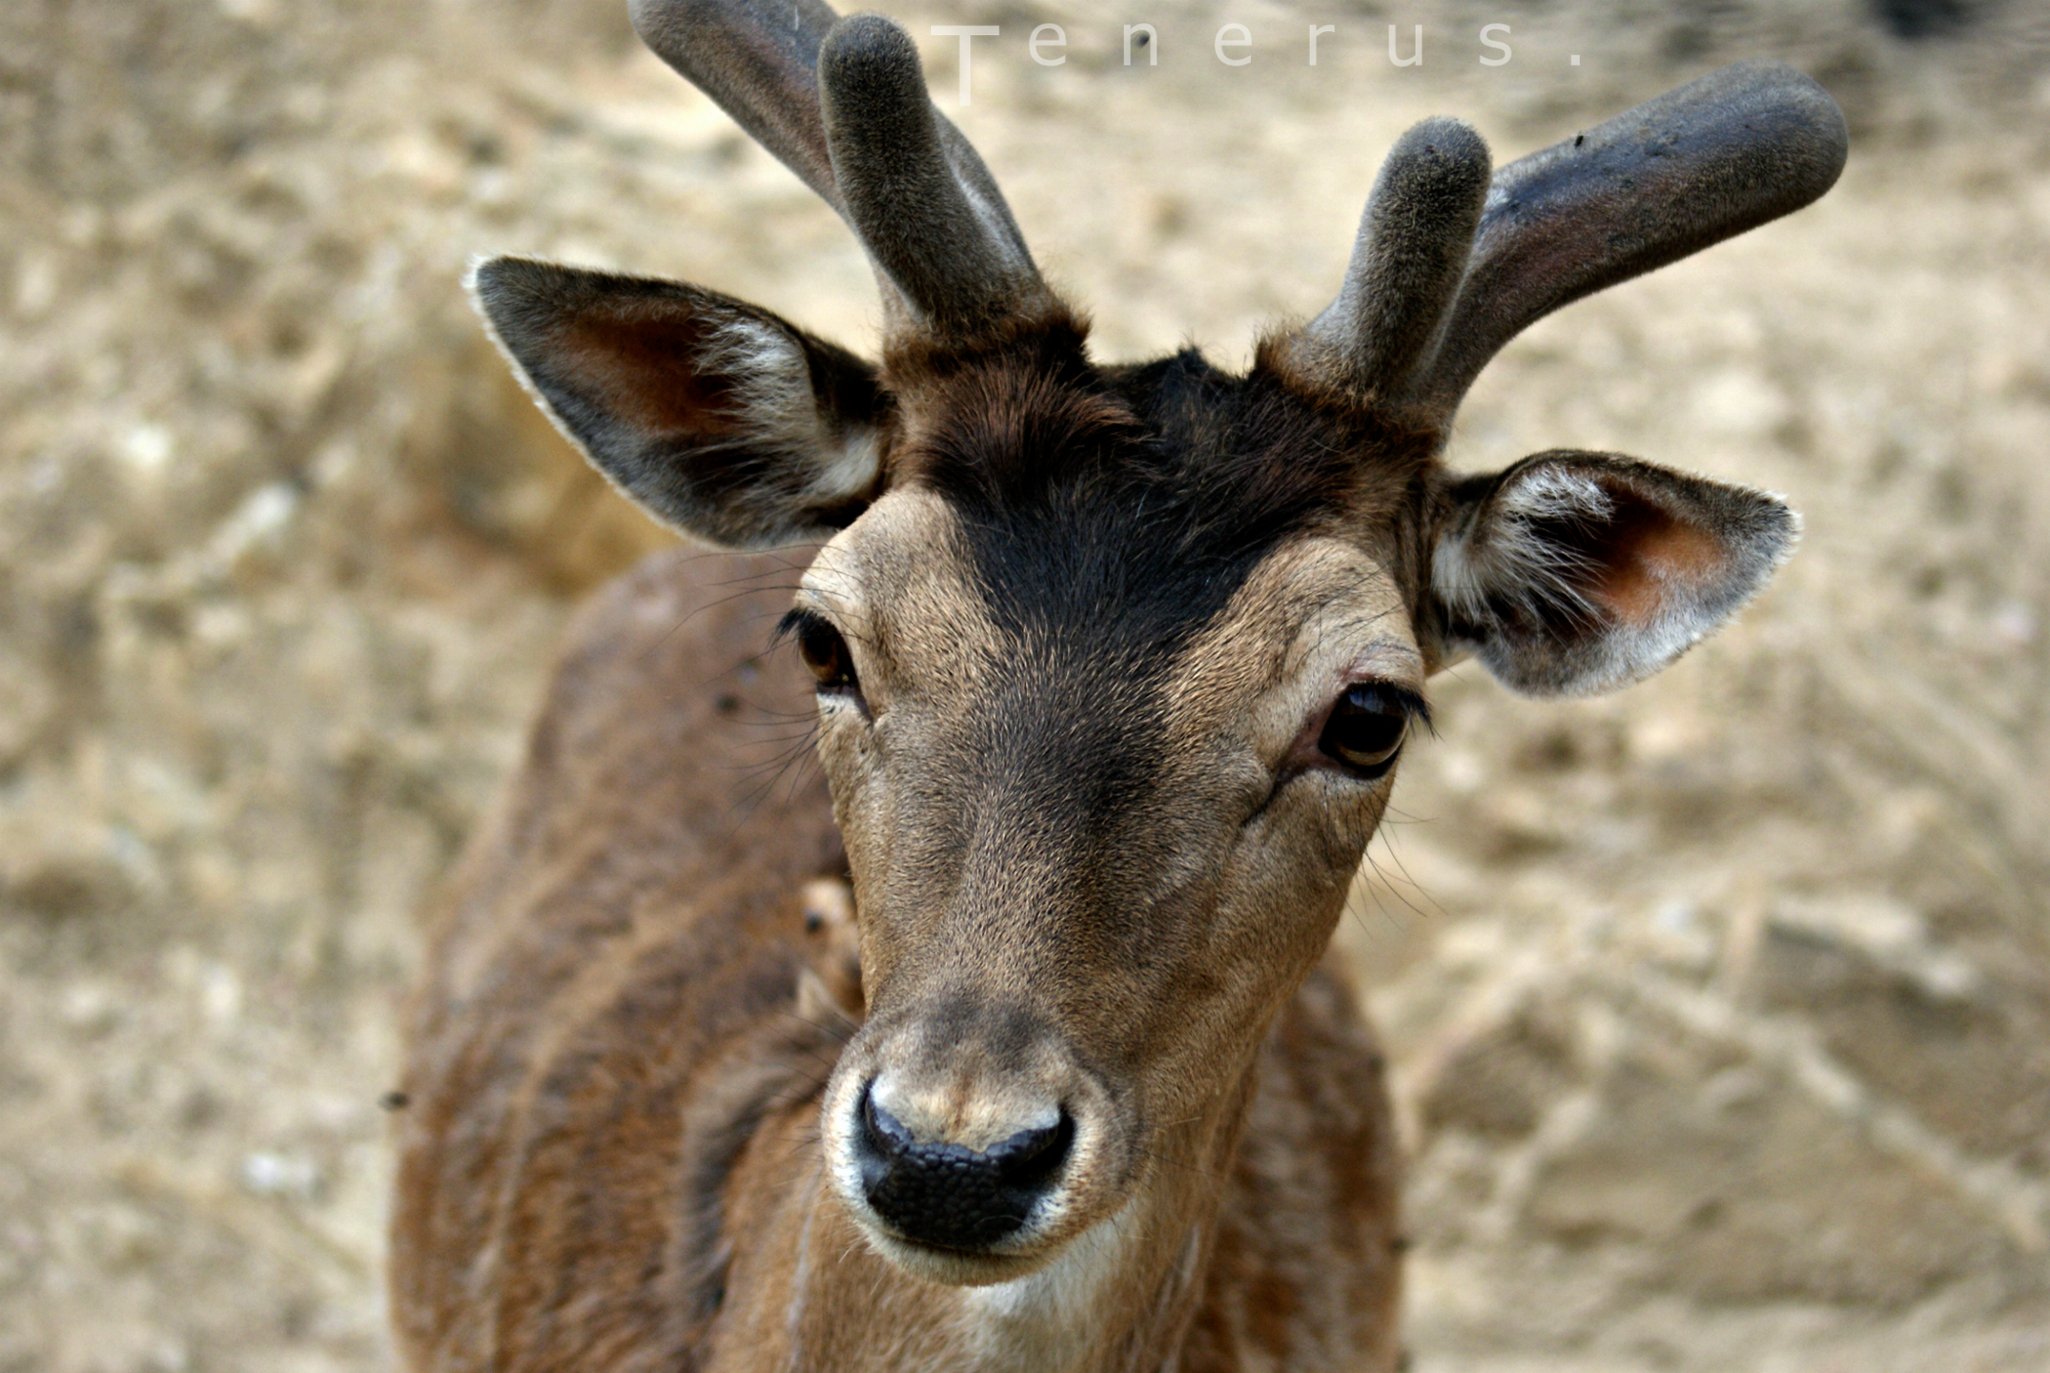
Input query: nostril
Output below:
<box><xmin>861</xmin><ymin>1085</ymin><xmax>910</xmax><ymax>1155</ymax></box>
<box><xmin>855</xmin><ymin>1082</ymin><xmax>911</xmax><ymax>1193</ymax></box>
<box><xmin>991</xmin><ymin>1109</ymin><xmax>1074</xmax><ymax>1189</ymax></box>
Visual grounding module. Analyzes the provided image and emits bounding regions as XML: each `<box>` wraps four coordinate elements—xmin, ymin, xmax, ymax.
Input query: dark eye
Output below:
<box><xmin>787</xmin><ymin>611</ymin><xmax>858</xmax><ymax>694</ymax></box>
<box><xmin>1317</xmin><ymin>685</ymin><xmax>1414</xmax><ymax>778</ymax></box>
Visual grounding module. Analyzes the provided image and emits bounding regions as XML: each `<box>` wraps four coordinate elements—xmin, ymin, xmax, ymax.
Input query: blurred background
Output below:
<box><xmin>3</xmin><ymin>1</ymin><xmax>2047</xmax><ymax>1369</ymax></box>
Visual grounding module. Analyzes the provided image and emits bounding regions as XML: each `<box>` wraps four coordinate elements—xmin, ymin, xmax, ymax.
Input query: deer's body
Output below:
<box><xmin>391</xmin><ymin>550</ymin><xmax>1402</xmax><ymax>1372</ymax></box>
<box><xmin>390</xmin><ymin>4</ymin><xmax>1845</xmax><ymax>1368</ymax></box>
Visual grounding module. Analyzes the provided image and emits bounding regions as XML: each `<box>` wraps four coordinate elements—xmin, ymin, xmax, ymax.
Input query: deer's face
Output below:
<box><xmin>472</xmin><ymin>0</ymin><xmax>1841</xmax><ymax>1295</ymax></box>
<box><xmin>792</xmin><ymin>364</ymin><xmax>1438</xmax><ymax>1278</ymax></box>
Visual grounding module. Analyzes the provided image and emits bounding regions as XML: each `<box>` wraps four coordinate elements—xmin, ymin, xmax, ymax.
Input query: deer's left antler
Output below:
<box><xmin>1287</xmin><ymin>61</ymin><xmax>1849</xmax><ymax>418</ymax></box>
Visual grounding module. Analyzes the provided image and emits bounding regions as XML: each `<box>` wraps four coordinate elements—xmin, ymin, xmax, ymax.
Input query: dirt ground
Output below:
<box><xmin>3</xmin><ymin>1</ymin><xmax>2047</xmax><ymax>1369</ymax></box>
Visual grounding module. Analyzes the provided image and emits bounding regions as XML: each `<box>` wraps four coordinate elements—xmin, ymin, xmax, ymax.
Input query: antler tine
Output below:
<box><xmin>628</xmin><ymin>0</ymin><xmax>1050</xmax><ymax>337</ymax></box>
<box><xmin>1293</xmin><ymin>118</ymin><xmax>1492</xmax><ymax>400</ymax></box>
<box><xmin>1408</xmin><ymin>60</ymin><xmax>1849</xmax><ymax>416</ymax></box>
<box><xmin>629</xmin><ymin>0</ymin><xmax>844</xmax><ymax>209</ymax></box>
<box><xmin>818</xmin><ymin>14</ymin><xmax>1051</xmax><ymax>333</ymax></box>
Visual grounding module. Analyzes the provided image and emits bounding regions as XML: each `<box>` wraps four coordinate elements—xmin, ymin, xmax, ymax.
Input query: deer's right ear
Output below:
<box><xmin>470</xmin><ymin>257</ymin><xmax>889</xmax><ymax>548</ymax></box>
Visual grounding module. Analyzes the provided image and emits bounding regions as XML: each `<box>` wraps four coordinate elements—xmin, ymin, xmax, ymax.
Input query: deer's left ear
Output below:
<box><xmin>1426</xmin><ymin>451</ymin><xmax>1798</xmax><ymax>696</ymax></box>
<box><xmin>471</xmin><ymin>256</ymin><xmax>889</xmax><ymax>549</ymax></box>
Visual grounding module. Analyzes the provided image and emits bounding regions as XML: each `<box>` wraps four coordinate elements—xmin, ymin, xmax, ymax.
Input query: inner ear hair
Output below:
<box><xmin>1431</xmin><ymin>452</ymin><xmax>1799</xmax><ymax>697</ymax></box>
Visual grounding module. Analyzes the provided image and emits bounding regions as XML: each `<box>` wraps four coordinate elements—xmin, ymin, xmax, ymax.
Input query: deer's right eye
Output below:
<box><xmin>782</xmin><ymin>609</ymin><xmax>861</xmax><ymax>698</ymax></box>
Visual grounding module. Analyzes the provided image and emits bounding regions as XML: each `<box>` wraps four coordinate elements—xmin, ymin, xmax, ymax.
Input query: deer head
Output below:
<box><xmin>472</xmin><ymin>0</ymin><xmax>1846</xmax><ymax>1288</ymax></box>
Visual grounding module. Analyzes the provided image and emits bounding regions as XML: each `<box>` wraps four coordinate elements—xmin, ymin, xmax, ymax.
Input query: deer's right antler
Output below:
<box><xmin>1286</xmin><ymin>61</ymin><xmax>1849</xmax><ymax>421</ymax></box>
<box><xmin>629</xmin><ymin>0</ymin><xmax>1054</xmax><ymax>338</ymax></box>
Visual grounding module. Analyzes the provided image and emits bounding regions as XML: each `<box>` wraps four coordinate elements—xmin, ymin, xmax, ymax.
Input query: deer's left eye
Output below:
<box><xmin>1316</xmin><ymin>685</ymin><xmax>1416</xmax><ymax>778</ymax></box>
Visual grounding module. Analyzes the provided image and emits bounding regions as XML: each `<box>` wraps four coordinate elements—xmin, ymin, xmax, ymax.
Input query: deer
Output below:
<box><xmin>387</xmin><ymin>2</ymin><xmax>1847</xmax><ymax>1369</ymax></box>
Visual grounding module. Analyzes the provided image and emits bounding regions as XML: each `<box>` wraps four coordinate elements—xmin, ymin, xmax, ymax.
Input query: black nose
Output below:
<box><xmin>853</xmin><ymin>1084</ymin><xmax>1074</xmax><ymax>1250</ymax></box>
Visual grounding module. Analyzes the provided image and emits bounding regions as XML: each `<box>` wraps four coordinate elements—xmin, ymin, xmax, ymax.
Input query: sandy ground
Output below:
<box><xmin>3</xmin><ymin>1</ymin><xmax>2048</xmax><ymax>1369</ymax></box>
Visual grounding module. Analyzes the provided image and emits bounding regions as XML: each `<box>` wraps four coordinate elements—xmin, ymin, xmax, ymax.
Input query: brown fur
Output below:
<box><xmin>391</xmin><ymin>547</ymin><xmax>1404</xmax><ymax>1372</ymax></box>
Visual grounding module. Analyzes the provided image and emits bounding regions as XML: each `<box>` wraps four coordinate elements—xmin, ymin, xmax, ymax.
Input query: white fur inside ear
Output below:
<box><xmin>1432</xmin><ymin>464</ymin><xmax>1610</xmax><ymax>633</ymax></box>
<box><xmin>703</xmin><ymin>318</ymin><xmax>880</xmax><ymax>505</ymax></box>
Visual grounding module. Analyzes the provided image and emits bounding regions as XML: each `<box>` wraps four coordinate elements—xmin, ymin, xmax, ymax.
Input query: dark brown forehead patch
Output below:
<box><xmin>890</xmin><ymin>343</ymin><xmax>1442</xmax><ymax>663</ymax></box>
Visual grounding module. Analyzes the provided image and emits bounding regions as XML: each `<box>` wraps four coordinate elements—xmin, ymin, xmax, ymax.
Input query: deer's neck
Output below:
<box><xmin>712</xmin><ymin>1061</ymin><xmax>1257</xmax><ymax>1373</ymax></box>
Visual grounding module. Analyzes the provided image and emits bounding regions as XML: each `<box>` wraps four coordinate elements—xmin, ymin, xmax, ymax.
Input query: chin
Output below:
<box><xmin>858</xmin><ymin>1223</ymin><xmax>1070</xmax><ymax>1288</ymax></box>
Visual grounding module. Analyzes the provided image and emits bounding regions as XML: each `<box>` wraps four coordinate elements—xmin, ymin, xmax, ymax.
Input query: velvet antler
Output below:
<box><xmin>629</xmin><ymin>0</ymin><xmax>1053</xmax><ymax>337</ymax></box>
<box><xmin>1288</xmin><ymin>61</ymin><xmax>1849</xmax><ymax>418</ymax></box>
